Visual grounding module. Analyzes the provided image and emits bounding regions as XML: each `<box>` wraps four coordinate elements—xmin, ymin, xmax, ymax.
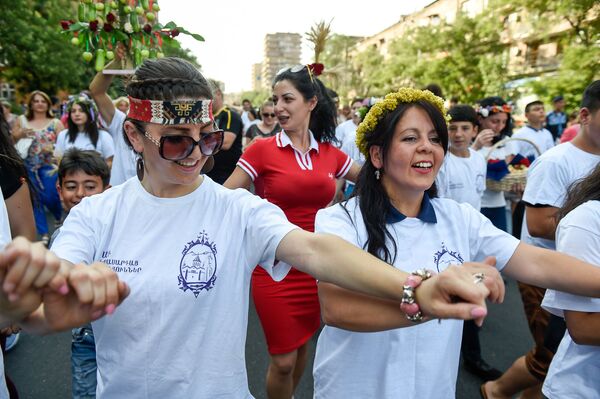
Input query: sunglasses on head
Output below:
<box><xmin>276</xmin><ymin>64</ymin><xmax>313</xmax><ymax>82</ymax></box>
<box><xmin>143</xmin><ymin>129</ymin><xmax>224</xmax><ymax>160</ymax></box>
<box><xmin>262</xmin><ymin>112</ymin><xmax>275</xmax><ymax>118</ymax></box>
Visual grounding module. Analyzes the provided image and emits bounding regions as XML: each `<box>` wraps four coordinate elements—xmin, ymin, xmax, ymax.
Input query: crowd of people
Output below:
<box><xmin>0</xmin><ymin>53</ymin><xmax>599</xmax><ymax>399</ymax></box>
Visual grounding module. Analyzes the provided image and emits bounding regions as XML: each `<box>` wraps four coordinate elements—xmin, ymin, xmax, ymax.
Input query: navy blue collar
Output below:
<box><xmin>386</xmin><ymin>193</ymin><xmax>437</xmax><ymax>224</ymax></box>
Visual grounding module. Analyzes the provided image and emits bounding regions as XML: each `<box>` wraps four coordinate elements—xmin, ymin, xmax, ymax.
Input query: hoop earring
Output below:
<box><xmin>375</xmin><ymin>169</ymin><xmax>381</xmax><ymax>180</ymax></box>
<box><xmin>136</xmin><ymin>155</ymin><xmax>144</xmax><ymax>181</ymax></box>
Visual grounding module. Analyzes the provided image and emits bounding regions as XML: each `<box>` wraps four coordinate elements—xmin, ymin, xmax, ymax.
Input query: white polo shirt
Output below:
<box><xmin>313</xmin><ymin>195</ymin><xmax>519</xmax><ymax>399</ymax></box>
<box><xmin>542</xmin><ymin>200</ymin><xmax>600</xmax><ymax>399</ymax></box>
<box><xmin>54</xmin><ymin>129</ymin><xmax>115</xmax><ymax>160</ymax></box>
<box><xmin>436</xmin><ymin>149</ymin><xmax>486</xmax><ymax>210</ymax></box>
<box><xmin>106</xmin><ymin>109</ymin><xmax>137</xmax><ymax>186</ymax></box>
<box><xmin>511</xmin><ymin>125</ymin><xmax>554</xmax><ymax>158</ymax></box>
<box><xmin>51</xmin><ymin>177</ymin><xmax>298</xmax><ymax>398</ymax></box>
<box><xmin>521</xmin><ymin>142</ymin><xmax>600</xmax><ymax>250</ymax></box>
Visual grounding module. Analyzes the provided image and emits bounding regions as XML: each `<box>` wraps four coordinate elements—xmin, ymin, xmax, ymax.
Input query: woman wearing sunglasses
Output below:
<box><xmin>243</xmin><ymin>100</ymin><xmax>281</xmax><ymax>149</ymax></box>
<box><xmin>48</xmin><ymin>57</ymin><xmax>503</xmax><ymax>399</ymax></box>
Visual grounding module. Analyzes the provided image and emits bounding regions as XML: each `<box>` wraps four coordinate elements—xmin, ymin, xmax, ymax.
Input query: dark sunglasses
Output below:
<box><xmin>262</xmin><ymin>112</ymin><xmax>276</xmax><ymax>118</ymax></box>
<box><xmin>143</xmin><ymin>130</ymin><xmax>224</xmax><ymax>160</ymax></box>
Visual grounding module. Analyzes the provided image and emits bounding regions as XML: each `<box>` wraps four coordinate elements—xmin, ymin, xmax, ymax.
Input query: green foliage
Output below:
<box><xmin>318</xmin><ymin>34</ymin><xmax>362</xmax><ymax>102</ymax></box>
<box><xmin>0</xmin><ymin>0</ymin><xmax>201</xmax><ymax>99</ymax></box>
<box><xmin>384</xmin><ymin>13</ymin><xmax>507</xmax><ymax>103</ymax></box>
<box><xmin>0</xmin><ymin>0</ymin><xmax>95</xmax><ymax>97</ymax></box>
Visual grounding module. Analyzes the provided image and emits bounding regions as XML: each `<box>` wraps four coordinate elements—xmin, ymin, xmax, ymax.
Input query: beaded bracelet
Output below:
<box><xmin>400</xmin><ymin>269</ymin><xmax>434</xmax><ymax>322</ymax></box>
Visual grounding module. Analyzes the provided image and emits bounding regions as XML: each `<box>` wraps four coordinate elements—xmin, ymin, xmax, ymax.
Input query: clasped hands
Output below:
<box><xmin>0</xmin><ymin>237</ymin><xmax>129</xmax><ymax>333</ymax></box>
<box><xmin>414</xmin><ymin>256</ymin><xmax>504</xmax><ymax>327</ymax></box>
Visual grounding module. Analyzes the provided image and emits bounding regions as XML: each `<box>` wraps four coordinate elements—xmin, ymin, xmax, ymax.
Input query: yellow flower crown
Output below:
<box><xmin>355</xmin><ymin>88</ymin><xmax>449</xmax><ymax>157</ymax></box>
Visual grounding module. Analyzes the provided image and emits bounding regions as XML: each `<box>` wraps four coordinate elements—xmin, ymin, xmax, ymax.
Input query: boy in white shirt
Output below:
<box><xmin>436</xmin><ymin>105</ymin><xmax>500</xmax><ymax>380</ymax></box>
<box><xmin>511</xmin><ymin>100</ymin><xmax>555</xmax><ymax>158</ymax></box>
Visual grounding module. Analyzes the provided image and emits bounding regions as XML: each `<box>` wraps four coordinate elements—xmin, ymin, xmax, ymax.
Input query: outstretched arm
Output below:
<box><xmin>503</xmin><ymin>243</ymin><xmax>600</xmax><ymax>298</ymax></box>
<box><xmin>275</xmin><ymin>230</ymin><xmax>503</xmax><ymax>326</ymax></box>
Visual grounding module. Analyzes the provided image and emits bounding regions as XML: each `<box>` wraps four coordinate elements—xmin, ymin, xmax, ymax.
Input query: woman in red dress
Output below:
<box><xmin>225</xmin><ymin>65</ymin><xmax>360</xmax><ymax>398</ymax></box>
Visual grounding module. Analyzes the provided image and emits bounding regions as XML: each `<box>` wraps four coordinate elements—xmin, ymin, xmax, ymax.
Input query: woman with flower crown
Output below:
<box><xmin>311</xmin><ymin>88</ymin><xmax>600</xmax><ymax>399</ymax></box>
<box><xmin>471</xmin><ymin>96</ymin><xmax>515</xmax><ymax>231</ymax></box>
<box><xmin>54</xmin><ymin>94</ymin><xmax>115</xmax><ymax>168</ymax></box>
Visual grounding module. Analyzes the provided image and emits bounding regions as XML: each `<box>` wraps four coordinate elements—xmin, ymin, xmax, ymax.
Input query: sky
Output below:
<box><xmin>160</xmin><ymin>0</ymin><xmax>433</xmax><ymax>93</ymax></box>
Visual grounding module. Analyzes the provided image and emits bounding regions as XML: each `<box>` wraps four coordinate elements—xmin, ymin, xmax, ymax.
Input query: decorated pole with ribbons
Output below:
<box><xmin>60</xmin><ymin>0</ymin><xmax>203</xmax><ymax>74</ymax></box>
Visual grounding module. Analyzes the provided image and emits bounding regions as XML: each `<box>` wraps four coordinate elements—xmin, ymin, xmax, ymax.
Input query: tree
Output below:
<box><xmin>318</xmin><ymin>34</ymin><xmax>362</xmax><ymax>101</ymax></box>
<box><xmin>0</xmin><ymin>0</ymin><xmax>95</xmax><ymax>97</ymax></box>
<box><xmin>498</xmin><ymin>0</ymin><xmax>600</xmax><ymax>107</ymax></box>
<box><xmin>385</xmin><ymin>12</ymin><xmax>507</xmax><ymax>103</ymax></box>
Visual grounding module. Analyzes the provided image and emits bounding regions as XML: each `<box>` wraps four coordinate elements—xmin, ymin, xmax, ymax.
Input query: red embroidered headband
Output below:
<box><xmin>127</xmin><ymin>96</ymin><xmax>213</xmax><ymax>125</ymax></box>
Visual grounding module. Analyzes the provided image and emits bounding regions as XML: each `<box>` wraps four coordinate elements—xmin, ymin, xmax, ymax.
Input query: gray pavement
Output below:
<box><xmin>6</xmin><ymin>278</ymin><xmax>533</xmax><ymax>399</ymax></box>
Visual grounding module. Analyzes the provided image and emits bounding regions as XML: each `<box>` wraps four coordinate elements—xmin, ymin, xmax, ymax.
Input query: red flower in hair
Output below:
<box><xmin>143</xmin><ymin>24</ymin><xmax>152</xmax><ymax>34</ymax></box>
<box><xmin>89</xmin><ymin>20</ymin><xmax>99</xmax><ymax>32</ymax></box>
<box><xmin>104</xmin><ymin>23</ymin><xmax>113</xmax><ymax>32</ymax></box>
<box><xmin>106</xmin><ymin>12</ymin><xmax>116</xmax><ymax>23</ymax></box>
<box><xmin>308</xmin><ymin>63</ymin><xmax>324</xmax><ymax>76</ymax></box>
<box><xmin>171</xmin><ymin>29</ymin><xmax>180</xmax><ymax>37</ymax></box>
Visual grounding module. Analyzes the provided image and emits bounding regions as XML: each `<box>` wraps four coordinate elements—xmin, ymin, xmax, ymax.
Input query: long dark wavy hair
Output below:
<box><xmin>0</xmin><ymin>110</ymin><xmax>35</xmax><ymax>202</ymax></box>
<box><xmin>558</xmin><ymin>163</ymin><xmax>600</xmax><ymax>222</ymax></box>
<box><xmin>67</xmin><ymin>101</ymin><xmax>100</xmax><ymax>147</ymax></box>
<box><xmin>123</xmin><ymin>57</ymin><xmax>213</xmax><ymax>150</ymax></box>
<box><xmin>346</xmin><ymin>101</ymin><xmax>449</xmax><ymax>263</ymax></box>
<box><xmin>272</xmin><ymin>67</ymin><xmax>337</xmax><ymax>144</ymax></box>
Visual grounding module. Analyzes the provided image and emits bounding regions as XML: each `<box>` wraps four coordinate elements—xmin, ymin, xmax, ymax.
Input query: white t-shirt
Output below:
<box><xmin>476</xmin><ymin>144</ymin><xmax>512</xmax><ymax>208</ymax></box>
<box><xmin>0</xmin><ymin>193</ymin><xmax>11</xmax><ymax>399</ymax></box>
<box><xmin>521</xmin><ymin>142</ymin><xmax>600</xmax><ymax>250</ymax></box>
<box><xmin>340</xmin><ymin>130</ymin><xmax>365</xmax><ymax>167</ymax></box>
<box><xmin>51</xmin><ymin>177</ymin><xmax>298</xmax><ymax>398</ymax></box>
<box><xmin>436</xmin><ymin>149</ymin><xmax>486</xmax><ymax>210</ymax></box>
<box><xmin>312</xmin><ymin>196</ymin><xmax>519</xmax><ymax>399</ymax></box>
<box><xmin>510</xmin><ymin>125</ymin><xmax>555</xmax><ymax>158</ymax></box>
<box><xmin>106</xmin><ymin>109</ymin><xmax>137</xmax><ymax>186</ymax></box>
<box><xmin>542</xmin><ymin>200</ymin><xmax>600</xmax><ymax>399</ymax></box>
<box><xmin>335</xmin><ymin>119</ymin><xmax>357</xmax><ymax>148</ymax></box>
<box><xmin>54</xmin><ymin>129</ymin><xmax>115</xmax><ymax>160</ymax></box>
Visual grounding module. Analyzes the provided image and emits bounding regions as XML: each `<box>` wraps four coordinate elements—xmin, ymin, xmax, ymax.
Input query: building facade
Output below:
<box><xmin>261</xmin><ymin>33</ymin><xmax>302</xmax><ymax>90</ymax></box>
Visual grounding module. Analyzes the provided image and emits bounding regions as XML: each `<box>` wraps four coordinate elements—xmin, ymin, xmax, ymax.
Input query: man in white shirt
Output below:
<box><xmin>511</xmin><ymin>100</ymin><xmax>555</xmax><ymax>158</ymax></box>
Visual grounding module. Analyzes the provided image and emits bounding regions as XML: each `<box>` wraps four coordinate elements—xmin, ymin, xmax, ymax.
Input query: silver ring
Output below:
<box><xmin>473</xmin><ymin>272</ymin><xmax>485</xmax><ymax>284</ymax></box>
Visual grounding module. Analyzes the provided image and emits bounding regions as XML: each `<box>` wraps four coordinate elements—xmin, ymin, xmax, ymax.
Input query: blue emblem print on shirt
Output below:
<box><xmin>178</xmin><ymin>231</ymin><xmax>217</xmax><ymax>297</ymax></box>
<box><xmin>433</xmin><ymin>243</ymin><xmax>464</xmax><ymax>272</ymax></box>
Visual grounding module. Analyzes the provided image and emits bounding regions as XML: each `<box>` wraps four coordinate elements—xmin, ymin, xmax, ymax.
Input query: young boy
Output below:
<box><xmin>436</xmin><ymin>105</ymin><xmax>501</xmax><ymax>380</ymax></box>
<box><xmin>436</xmin><ymin>104</ymin><xmax>487</xmax><ymax>211</ymax></box>
<box><xmin>52</xmin><ymin>148</ymin><xmax>110</xmax><ymax>399</ymax></box>
<box><xmin>511</xmin><ymin>100</ymin><xmax>555</xmax><ymax>158</ymax></box>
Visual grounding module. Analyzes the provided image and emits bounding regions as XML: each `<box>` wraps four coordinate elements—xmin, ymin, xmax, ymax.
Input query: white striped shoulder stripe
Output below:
<box><xmin>336</xmin><ymin>155</ymin><xmax>353</xmax><ymax>178</ymax></box>
<box><xmin>275</xmin><ymin>133</ymin><xmax>283</xmax><ymax>147</ymax></box>
<box><xmin>237</xmin><ymin>158</ymin><xmax>258</xmax><ymax>181</ymax></box>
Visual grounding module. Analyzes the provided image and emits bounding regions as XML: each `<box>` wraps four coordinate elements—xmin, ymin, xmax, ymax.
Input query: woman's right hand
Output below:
<box><xmin>472</xmin><ymin>129</ymin><xmax>495</xmax><ymax>150</ymax></box>
<box><xmin>415</xmin><ymin>258</ymin><xmax>504</xmax><ymax>326</ymax></box>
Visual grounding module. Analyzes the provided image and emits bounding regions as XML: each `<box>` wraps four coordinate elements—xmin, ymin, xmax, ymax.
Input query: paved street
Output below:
<box><xmin>6</xmin><ymin>277</ymin><xmax>532</xmax><ymax>398</ymax></box>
